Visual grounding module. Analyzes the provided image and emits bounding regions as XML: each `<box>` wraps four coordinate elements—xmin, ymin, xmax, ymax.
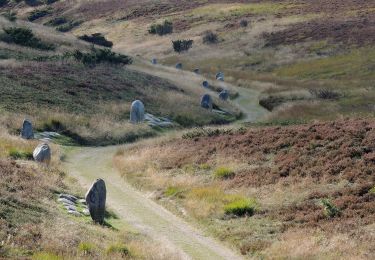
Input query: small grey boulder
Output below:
<box><xmin>202</xmin><ymin>81</ymin><xmax>209</xmax><ymax>88</ymax></box>
<box><xmin>151</xmin><ymin>58</ymin><xmax>157</xmax><ymax>64</ymax></box>
<box><xmin>33</xmin><ymin>143</ymin><xmax>51</xmax><ymax>165</ymax></box>
<box><xmin>21</xmin><ymin>119</ymin><xmax>34</xmax><ymax>139</ymax></box>
<box><xmin>130</xmin><ymin>100</ymin><xmax>145</xmax><ymax>123</ymax></box>
<box><xmin>216</xmin><ymin>72</ymin><xmax>224</xmax><ymax>80</ymax></box>
<box><xmin>59</xmin><ymin>194</ymin><xmax>77</xmax><ymax>203</ymax></box>
<box><xmin>201</xmin><ymin>94</ymin><xmax>213</xmax><ymax>110</ymax></box>
<box><xmin>193</xmin><ymin>68</ymin><xmax>200</xmax><ymax>74</ymax></box>
<box><xmin>219</xmin><ymin>90</ymin><xmax>229</xmax><ymax>101</ymax></box>
<box><xmin>175</xmin><ymin>63</ymin><xmax>182</xmax><ymax>69</ymax></box>
<box><xmin>85</xmin><ymin>178</ymin><xmax>106</xmax><ymax>224</ymax></box>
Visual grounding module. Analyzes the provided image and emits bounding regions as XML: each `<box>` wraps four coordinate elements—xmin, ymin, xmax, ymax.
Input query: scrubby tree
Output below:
<box><xmin>149</xmin><ymin>20</ymin><xmax>173</xmax><ymax>36</ymax></box>
<box><xmin>172</xmin><ymin>39</ymin><xmax>193</xmax><ymax>53</ymax></box>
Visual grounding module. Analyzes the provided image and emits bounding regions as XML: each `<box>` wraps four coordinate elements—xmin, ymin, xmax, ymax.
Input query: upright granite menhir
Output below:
<box><xmin>21</xmin><ymin>119</ymin><xmax>34</xmax><ymax>139</ymax></box>
<box><xmin>130</xmin><ymin>100</ymin><xmax>145</xmax><ymax>123</ymax></box>
<box><xmin>85</xmin><ymin>178</ymin><xmax>106</xmax><ymax>224</ymax></box>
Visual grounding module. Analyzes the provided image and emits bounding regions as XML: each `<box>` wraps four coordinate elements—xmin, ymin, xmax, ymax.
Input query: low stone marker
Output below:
<box><xmin>33</xmin><ymin>143</ymin><xmax>51</xmax><ymax>165</ymax></box>
<box><xmin>216</xmin><ymin>72</ymin><xmax>224</xmax><ymax>80</ymax></box>
<box><xmin>151</xmin><ymin>58</ymin><xmax>157</xmax><ymax>64</ymax></box>
<box><xmin>219</xmin><ymin>90</ymin><xmax>229</xmax><ymax>101</ymax></box>
<box><xmin>175</xmin><ymin>63</ymin><xmax>182</xmax><ymax>69</ymax></box>
<box><xmin>193</xmin><ymin>68</ymin><xmax>200</xmax><ymax>74</ymax></box>
<box><xmin>201</xmin><ymin>94</ymin><xmax>213</xmax><ymax>110</ymax></box>
<box><xmin>85</xmin><ymin>179</ymin><xmax>106</xmax><ymax>224</ymax></box>
<box><xmin>202</xmin><ymin>81</ymin><xmax>209</xmax><ymax>88</ymax></box>
<box><xmin>217</xmin><ymin>76</ymin><xmax>224</xmax><ymax>81</ymax></box>
<box><xmin>130</xmin><ymin>100</ymin><xmax>145</xmax><ymax>123</ymax></box>
<box><xmin>21</xmin><ymin>119</ymin><xmax>34</xmax><ymax>139</ymax></box>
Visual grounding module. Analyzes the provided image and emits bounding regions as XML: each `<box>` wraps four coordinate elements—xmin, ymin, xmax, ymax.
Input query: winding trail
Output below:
<box><xmin>62</xmin><ymin>146</ymin><xmax>242</xmax><ymax>260</ymax></box>
<box><xmin>62</xmin><ymin>61</ymin><xmax>267</xmax><ymax>259</ymax></box>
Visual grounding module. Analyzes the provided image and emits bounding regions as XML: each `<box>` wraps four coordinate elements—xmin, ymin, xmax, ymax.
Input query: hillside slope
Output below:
<box><xmin>114</xmin><ymin>118</ymin><xmax>375</xmax><ymax>258</ymax></box>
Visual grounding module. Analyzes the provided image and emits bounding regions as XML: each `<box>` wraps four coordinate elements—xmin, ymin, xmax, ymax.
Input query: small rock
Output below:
<box><xmin>202</xmin><ymin>81</ymin><xmax>209</xmax><ymax>88</ymax></box>
<box><xmin>58</xmin><ymin>198</ymin><xmax>75</xmax><ymax>206</ymax></box>
<box><xmin>193</xmin><ymin>68</ymin><xmax>200</xmax><ymax>74</ymax></box>
<box><xmin>33</xmin><ymin>143</ymin><xmax>51</xmax><ymax>165</ymax></box>
<box><xmin>201</xmin><ymin>94</ymin><xmax>213</xmax><ymax>110</ymax></box>
<box><xmin>21</xmin><ymin>119</ymin><xmax>34</xmax><ymax>140</ymax></box>
<box><xmin>219</xmin><ymin>90</ymin><xmax>229</xmax><ymax>101</ymax></box>
<box><xmin>82</xmin><ymin>208</ymin><xmax>90</xmax><ymax>216</ymax></box>
<box><xmin>59</xmin><ymin>194</ymin><xmax>77</xmax><ymax>202</ymax></box>
<box><xmin>216</xmin><ymin>72</ymin><xmax>224</xmax><ymax>80</ymax></box>
<box><xmin>65</xmin><ymin>205</ymin><xmax>77</xmax><ymax>211</ymax></box>
<box><xmin>86</xmin><ymin>179</ymin><xmax>106</xmax><ymax>224</ymax></box>
<box><xmin>78</xmin><ymin>199</ymin><xmax>87</xmax><ymax>205</ymax></box>
<box><xmin>217</xmin><ymin>76</ymin><xmax>224</xmax><ymax>81</ymax></box>
<box><xmin>175</xmin><ymin>63</ymin><xmax>182</xmax><ymax>69</ymax></box>
<box><xmin>130</xmin><ymin>100</ymin><xmax>145</xmax><ymax>123</ymax></box>
<box><xmin>68</xmin><ymin>210</ymin><xmax>81</xmax><ymax>217</ymax></box>
<box><xmin>151</xmin><ymin>58</ymin><xmax>157</xmax><ymax>64</ymax></box>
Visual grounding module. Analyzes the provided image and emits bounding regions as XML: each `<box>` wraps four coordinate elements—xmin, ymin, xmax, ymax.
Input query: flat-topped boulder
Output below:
<box><xmin>201</xmin><ymin>94</ymin><xmax>213</xmax><ymax>110</ymax></box>
<box><xmin>33</xmin><ymin>143</ymin><xmax>51</xmax><ymax>165</ymax></box>
<box><xmin>202</xmin><ymin>81</ymin><xmax>209</xmax><ymax>88</ymax></box>
<box><xmin>85</xmin><ymin>178</ymin><xmax>106</xmax><ymax>224</ymax></box>
<box><xmin>216</xmin><ymin>72</ymin><xmax>224</xmax><ymax>80</ymax></box>
<box><xmin>130</xmin><ymin>100</ymin><xmax>145</xmax><ymax>123</ymax></box>
<box><xmin>219</xmin><ymin>90</ymin><xmax>229</xmax><ymax>101</ymax></box>
<box><xmin>21</xmin><ymin>119</ymin><xmax>34</xmax><ymax>139</ymax></box>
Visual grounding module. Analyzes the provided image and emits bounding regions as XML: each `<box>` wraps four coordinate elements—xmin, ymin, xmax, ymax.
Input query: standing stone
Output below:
<box><xmin>219</xmin><ymin>90</ymin><xmax>229</xmax><ymax>101</ymax></box>
<box><xmin>130</xmin><ymin>100</ymin><xmax>145</xmax><ymax>123</ymax></box>
<box><xmin>201</xmin><ymin>94</ymin><xmax>213</xmax><ymax>110</ymax></box>
<box><xmin>175</xmin><ymin>63</ymin><xmax>182</xmax><ymax>69</ymax></box>
<box><xmin>21</xmin><ymin>119</ymin><xmax>34</xmax><ymax>139</ymax></box>
<box><xmin>151</xmin><ymin>58</ymin><xmax>157</xmax><ymax>64</ymax></box>
<box><xmin>33</xmin><ymin>143</ymin><xmax>51</xmax><ymax>165</ymax></box>
<box><xmin>193</xmin><ymin>68</ymin><xmax>200</xmax><ymax>74</ymax></box>
<box><xmin>85</xmin><ymin>179</ymin><xmax>106</xmax><ymax>224</ymax></box>
<box><xmin>202</xmin><ymin>81</ymin><xmax>209</xmax><ymax>88</ymax></box>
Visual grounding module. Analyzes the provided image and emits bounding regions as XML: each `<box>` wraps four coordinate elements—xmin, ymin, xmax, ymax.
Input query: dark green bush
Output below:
<box><xmin>24</xmin><ymin>0</ymin><xmax>43</xmax><ymax>7</ymax></box>
<box><xmin>0</xmin><ymin>27</ymin><xmax>55</xmax><ymax>50</ymax></box>
<box><xmin>320</xmin><ymin>199</ymin><xmax>341</xmax><ymax>218</ymax></box>
<box><xmin>203</xmin><ymin>31</ymin><xmax>218</xmax><ymax>44</ymax></box>
<box><xmin>28</xmin><ymin>9</ymin><xmax>50</xmax><ymax>21</ymax></box>
<box><xmin>172</xmin><ymin>39</ymin><xmax>193</xmax><ymax>53</ymax></box>
<box><xmin>56</xmin><ymin>20</ymin><xmax>82</xmax><ymax>32</ymax></box>
<box><xmin>78</xmin><ymin>33</ymin><xmax>113</xmax><ymax>48</ymax></box>
<box><xmin>72</xmin><ymin>47</ymin><xmax>132</xmax><ymax>66</ymax></box>
<box><xmin>44</xmin><ymin>17</ymin><xmax>67</xmax><ymax>26</ymax></box>
<box><xmin>2</xmin><ymin>11</ymin><xmax>16</xmax><ymax>21</ymax></box>
<box><xmin>149</xmin><ymin>20</ymin><xmax>173</xmax><ymax>36</ymax></box>
<box><xmin>8</xmin><ymin>148</ymin><xmax>33</xmax><ymax>160</ymax></box>
<box><xmin>240</xmin><ymin>19</ymin><xmax>248</xmax><ymax>27</ymax></box>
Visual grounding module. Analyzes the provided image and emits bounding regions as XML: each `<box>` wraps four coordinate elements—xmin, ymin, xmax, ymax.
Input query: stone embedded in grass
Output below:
<box><xmin>68</xmin><ymin>210</ymin><xmax>81</xmax><ymax>217</ymax></box>
<box><xmin>58</xmin><ymin>197</ymin><xmax>75</xmax><ymax>206</ymax></box>
<box><xmin>86</xmin><ymin>178</ymin><xmax>106</xmax><ymax>224</ymax></box>
<box><xmin>217</xmin><ymin>76</ymin><xmax>224</xmax><ymax>81</ymax></box>
<box><xmin>33</xmin><ymin>143</ymin><xmax>51</xmax><ymax>165</ymax></box>
<box><xmin>194</xmin><ymin>68</ymin><xmax>200</xmax><ymax>74</ymax></box>
<box><xmin>219</xmin><ymin>90</ymin><xmax>229</xmax><ymax>101</ymax></box>
<box><xmin>21</xmin><ymin>119</ymin><xmax>34</xmax><ymax>139</ymax></box>
<box><xmin>201</xmin><ymin>94</ymin><xmax>213</xmax><ymax>110</ymax></box>
<box><xmin>130</xmin><ymin>100</ymin><xmax>145</xmax><ymax>123</ymax></box>
<box><xmin>202</xmin><ymin>81</ymin><xmax>209</xmax><ymax>88</ymax></box>
<box><xmin>175</xmin><ymin>63</ymin><xmax>182</xmax><ymax>69</ymax></box>
<box><xmin>151</xmin><ymin>58</ymin><xmax>157</xmax><ymax>64</ymax></box>
<box><xmin>59</xmin><ymin>193</ymin><xmax>77</xmax><ymax>202</ymax></box>
<box><xmin>82</xmin><ymin>208</ymin><xmax>90</xmax><ymax>216</ymax></box>
<box><xmin>78</xmin><ymin>198</ymin><xmax>87</xmax><ymax>205</ymax></box>
<box><xmin>216</xmin><ymin>72</ymin><xmax>224</xmax><ymax>80</ymax></box>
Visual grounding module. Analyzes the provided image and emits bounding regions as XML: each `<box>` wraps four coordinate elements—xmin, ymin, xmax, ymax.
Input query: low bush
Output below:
<box><xmin>224</xmin><ymin>198</ymin><xmax>257</xmax><ymax>217</ymax></box>
<box><xmin>370</xmin><ymin>186</ymin><xmax>375</xmax><ymax>194</ymax></box>
<box><xmin>56</xmin><ymin>20</ymin><xmax>82</xmax><ymax>32</ymax></box>
<box><xmin>0</xmin><ymin>27</ymin><xmax>55</xmax><ymax>50</ymax></box>
<box><xmin>32</xmin><ymin>252</ymin><xmax>62</xmax><ymax>260</ymax></box>
<box><xmin>203</xmin><ymin>31</ymin><xmax>218</xmax><ymax>44</ymax></box>
<box><xmin>320</xmin><ymin>199</ymin><xmax>341</xmax><ymax>218</ymax></box>
<box><xmin>78</xmin><ymin>33</ymin><xmax>113</xmax><ymax>48</ymax></box>
<box><xmin>309</xmin><ymin>89</ymin><xmax>340</xmax><ymax>100</ymax></box>
<box><xmin>3</xmin><ymin>11</ymin><xmax>16</xmax><ymax>21</ymax></box>
<box><xmin>8</xmin><ymin>148</ymin><xmax>33</xmax><ymax>160</ymax></box>
<box><xmin>28</xmin><ymin>9</ymin><xmax>50</xmax><ymax>21</ymax></box>
<box><xmin>172</xmin><ymin>39</ymin><xmax>193</xmax><ymax>53</ymax></box>
<box><xmin>44</xmin><ymin>17</ymin><xmax>67</xmax><ymax>26</ymax></box>
<box><xmin>240</xmin><ymin>19</ymin><xmax>248</xmax><ymax>27</ymax></box>
<box><xmin>71</xmin><ymin>47</ymin><xmax>132</xmax><ymax>66</ymax></box>
<box><xmin>214</xmin><ymin>167</ymin><xmax>235</xmax><ymax>179</ymax></box>
<box><xmin>149</xmin><ymin>20</ymin><xmax>173</xmax><ymax>36</ymax></box>
<box><xmin>106</xmin><ymin>244</ymin><xmax>130</xmax><ymax>257</ymax></box>
<box><xmin>78</xmin><ymin>242</ymin><xmax>95</xmax><ymax>256</ymax></box>
<box><xmin>165</xmin><ymin>186</ymin><xmax>184</xmax><ymax>198</ymax></box>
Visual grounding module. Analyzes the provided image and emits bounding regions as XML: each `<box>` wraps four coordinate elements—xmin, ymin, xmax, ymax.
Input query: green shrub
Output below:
<box><xmin>44</xmin><ymin>17</ymin><xmax>68</xmax><ymax>26</ymax></box>
<box><xmin>71</xmin><ymin>47</ymin><xmax>132</xmax><ymax>66</ymax></box>
<box><xmin>149</xmin><ymin>20</ymin><xmax>173</xmax><ymax>36</ymax></box>
<box><xmin>224</xmin><ymin>198</ymin><xmax>257</xmax><ymax>216</ymax></box>
<box><xmin>203</xmin><ymin>30</ymin><xmax>218</xmax><ymax>44</ymax></box>
<box><xmin>320</xmin><ymin>199</ymin><xmax>341</xmax><ymax>218</ymax></box>
<box><xmin>3</xmin><ymin>11</ymin><xmax>16</xmax><ymax>21</ymax></box>
<box><xmin>77</xmin><ymin>242</ymin><xmax>95</xmax><ymax>256</ymax></box>
<box><xmin>214</xmin><ymin>167</ymin><xmax>235</xmax><ymax>179</ymax></box>
<box><xmin>370</xmin><ymin>186</ymin><xmax>375</xmax><ymax>194</ymax></box>
<box><xmin>56</xmin><ymin>20</ymin><xmax>82</xmax><ymax>32</ymax></box>
<box><xmin>28</xmin><ymin>9</ymin><xmax>50</xmax><ymax>21</ymax></box>
<box><xmin>78</xmin><ymin>33</ymin><xmax>113</xmax><ymax>48</ymax></box>
<box><xmin>106</xmin><ymin>244</ymin><xmax>130</xmax><ymax>257</ymax></box>
<box><xmin>165</xmin><ymin>186</ymin><xmax>184</xmax><ymax>198</ymax></box>
<box><xmin>172</xmin><ymin>39</ymin><xmax>193</xmax><ymax>53</ymax></box>
<box><xmin>9</xmin><ymin>148</ymin><xmax>33</xmax><ymax>160</ymax></box>
<box><xmin>0</xmin><ymin>27</ymin><xmax>55</xmax><ymax>50</ymax></box>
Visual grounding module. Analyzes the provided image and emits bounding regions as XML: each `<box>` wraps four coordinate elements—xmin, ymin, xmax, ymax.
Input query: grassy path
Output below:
<box><xmin>62</xmin><ymin>146</ymin><xmax>243</xmax><ymax>260</ymax></box>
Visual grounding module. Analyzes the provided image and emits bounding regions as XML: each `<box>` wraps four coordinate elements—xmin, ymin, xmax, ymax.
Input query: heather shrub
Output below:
<box><xmin>149</xmin><ymin>20</ymin><xmax>173</xmax><ymax>36</ymax></box>
<box><xmin>78</xmin><ymin>33</ymin><xmax>113</xmax><ymax>48</ymax></box>
<box><xmin>28</xmin><ymin>9</ymin><xmax>50</xmax><ymax>21</ymax></box>
<box><xmin>172</xmin><ymin>39</ymin><xmax>193</xmax><ymax>53</ymax></box>
<box><xmin>0</xmin><ymin>27</ymin><xmax>55</xmax><ymax>50</ymax></box>
<box><xmin>203</xmin><ymin>30</ymin><xmax>218</xmax><ymax>44</ymax></box>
